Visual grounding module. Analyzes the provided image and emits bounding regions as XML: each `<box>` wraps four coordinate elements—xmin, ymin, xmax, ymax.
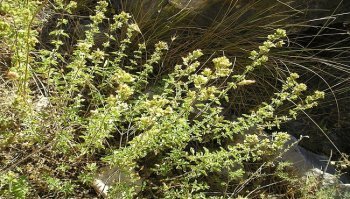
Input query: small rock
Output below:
<box><xmin>92</xmin><ymin>166</ymin><xmax>142</xmax><ymax>198</ymax></box>
<box><xmin>35</xmin><ymin>96</ymin><xmax>50</xmax><ymax>112</ymax></box>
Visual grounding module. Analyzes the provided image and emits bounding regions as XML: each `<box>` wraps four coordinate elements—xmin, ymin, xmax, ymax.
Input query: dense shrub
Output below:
<box><xmin>1</xmin><ymin>0</ymin><xmax>345</xmax><ymax>198</ymax></box>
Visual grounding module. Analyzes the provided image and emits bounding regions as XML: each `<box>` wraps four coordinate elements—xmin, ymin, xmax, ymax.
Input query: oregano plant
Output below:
<box><xmin>0</xmin><ymin>0</ymin><xmax>328</xmax><ymax>198</ymax></box>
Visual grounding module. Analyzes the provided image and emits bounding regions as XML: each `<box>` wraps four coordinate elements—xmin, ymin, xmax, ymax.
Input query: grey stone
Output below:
<box><xmin>92</xmin><ymin>166</ymin><xmax>143</xmax><ymax>198</ymax></box>
<box><xmin>281</xmin><ymin>135</ymin><xmax>350</xmax><ymax>188</ymax></box>
<box><xmin>34</xmin><ymin>96</ymin><xmax>50</xmax><ymax>112</ymax></box>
